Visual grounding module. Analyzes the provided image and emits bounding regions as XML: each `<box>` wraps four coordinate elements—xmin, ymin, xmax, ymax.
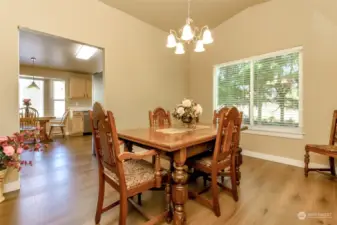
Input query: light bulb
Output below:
<box><xmin>181</xmin><ymin>24</ymin><xmax>194</xmax><ymax>41</ymax></box>
<box><xmin>194</xmin><ymin>40</ymin><xmax>205</xmax><ymax>52</ymax></box>
<box><xmin>166</xmin><ymin>34</ymin><xmax>176</xmax><ymax>48</ymax></box>
<box><xmin>202</xmin><ymin>28</ymin><xmax>213</xmax><ymax>44</ymax></box>
<box><xmin>175</xmin><ymin>43</ymin><xmax>185</xmax><ymax>54</ymax></box>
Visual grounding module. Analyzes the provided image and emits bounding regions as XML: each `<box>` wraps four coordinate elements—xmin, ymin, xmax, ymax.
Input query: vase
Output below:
<box><xmin>0</xmin><ymin>168</ymin><xmax>7</xmax><ymax>203</ymax></box>
<box><xmin>181</xmin><ymin>116</ymin><xmax>197</xmax><ymax>129</ymax></box>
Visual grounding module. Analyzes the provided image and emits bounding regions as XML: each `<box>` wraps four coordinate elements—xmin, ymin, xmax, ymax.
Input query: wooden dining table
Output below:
<box><xmin>118</xmin><ymin>124</ymin><xmax>247</xmax><ymax>225</ymax></box>
<box><xmin>20</xmin><ymin>116</ymin><xmax>56</xmax><ymax>142</ymax></box>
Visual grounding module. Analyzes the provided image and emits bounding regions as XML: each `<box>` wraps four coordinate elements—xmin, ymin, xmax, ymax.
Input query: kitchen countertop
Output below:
<box><xmin>68</xmin><ymin>106</ymin><xmax>92</xmax><ymax>111</ymax></box>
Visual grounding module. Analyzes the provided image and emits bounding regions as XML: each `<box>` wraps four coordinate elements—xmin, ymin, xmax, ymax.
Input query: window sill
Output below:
<box><xmin>242</xmin><ymin>128</ymin><xmax>304</xmax><ymax>139</ymax></box>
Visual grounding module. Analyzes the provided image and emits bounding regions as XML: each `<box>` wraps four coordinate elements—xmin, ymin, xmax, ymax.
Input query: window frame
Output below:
<box><xmin>213</xmin><ymin>46</ymin><xmax>304</xmax><ymax>139</ymax></box>
<box><xmin>19</xmin><ymin>76</ymin><xmax>45</xmax><ymax>116</ymax></box>
<box><xmin>52</xmin><ymin>80</ymin><xmax>66</xmax><ymax>119</ymax></box>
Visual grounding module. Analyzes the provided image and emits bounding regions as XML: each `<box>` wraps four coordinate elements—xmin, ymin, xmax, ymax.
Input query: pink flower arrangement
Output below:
<box><xmin>23</xmin><ymin>99</ymin><xmax>31</xmax><ymax>107</ymax></box>
<box><xmin>0</xmin><ymin>131</ymin><xmax>47</xmax><ymax>172</ymax></box>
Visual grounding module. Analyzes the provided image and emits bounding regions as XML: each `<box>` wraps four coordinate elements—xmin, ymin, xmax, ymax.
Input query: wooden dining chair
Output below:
<box><xmin>187</xmin><ymin>107</ymin><xmax>240</xmax><ymax>217</ymax></box>
<box><xmin>19</xmin><ymin>107</ymin><xmax>39</xmax><ymax>131</ymax></box>
<box><xmin>49</xmin><ymin>110</ymin><xmax>69</xmax><ymax>139</ymax></box>
<box><xmin>90</xmin><ymin>102</ymin><xmax>170</xmax><ymax>225</ymax></box>
<box><xmin>149</xmin><ymin>107</ymin><xmax>171</xmax><ymax>127</ymax></box>
<box><xmin>305</xmin><ymin>110</ymin><xmax>337</xmax><ymax>177</ymax></box>
<box><xmin>148</xmin><ymin>107</ymin><xmax>174</xmax><ymax>170</ymax></box>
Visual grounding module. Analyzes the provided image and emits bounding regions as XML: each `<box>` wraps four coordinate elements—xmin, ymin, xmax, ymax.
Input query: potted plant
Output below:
<box><xmin>172</xmin><ymin>98</ymin><xmax>203</xmax><ymax>128</ymax></box>
<box><xmin>0</xmin><ymin>131</ymin><xmax>45</xmax><ymax>203</ymax></box>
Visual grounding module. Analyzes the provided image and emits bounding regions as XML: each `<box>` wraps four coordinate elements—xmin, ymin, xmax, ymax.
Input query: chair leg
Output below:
<box><xmin>231</xmin><ymin>158</ymin><xmax>239</xmax><ymax>202</ymax></box>
<box><xmin>329</xmin><ymin>157</ymin><xmax>336</xmax><ymax>176</ymax></box>
<box><xmin>137</xmin><ymin>193</ymin><xmax>142</xmax><ymax>206</ymax></box>
<box><xmin>119</xmin><ymin>195</ymin><xmax>128</xmax><ymax>225</ymax></box>
<box><xmin>203</xmin><ymin>174</ymin><xmax>208</xmax><ymax>187</ymax></box>
<box><xmin>95</xmin><ymin>175</ymin><xmax>105</xmax><ymax>224</ymax></box>
<box><xmin>49</xmin><ymin>126</ymin><xmax>53</xmax><ymax>139</ymax></box>
<box><xmin>211</xmin><ymin>172</ymin><xmax>221</xmax><ymax>217</ymax></box>
<box><xmin>221</xmin><ymin>169</ymin><xmax>225</xmax><ymax>184</ymax></box>
<box><xmin>304</xmin><ymin>150</ymin><xmax>310</xmax><ymax>177</ymax></box>
<box><xmin>60</xmin><ymin>127</ymin><xmax>65</xmax><ymax>138</ymax></box>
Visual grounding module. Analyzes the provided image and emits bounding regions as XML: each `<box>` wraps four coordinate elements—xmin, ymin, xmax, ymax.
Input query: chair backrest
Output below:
<box><xmin>19</xmin><ymin>107</ymin><xmax>39</xmax><ymax>129</ymax></box>
<box><xmin>213</xmin><ymin>107</ymin><xmax>229</xmax><ymax>125</ymax></box>
<box><xmin>329</xmin><ymin>110</ymin><xmax>337</xmax><ymax>145</ymax></box>
<box><xmin>90</xmin><ymin>102</ymin><xmax>126</xmax><ymax>188</ymax></box>
<box><xmin>213</xmin><ymin>107</ymin><xmax>240</xmax><ymax>164</ymax></box>
<box><xmin>19</xmin><ymin>107</ymin><xmax>39</xmax><ymax>118</ymax></box>
<box><xmin>60</xmin><ymin>110</ymin><xmax>70</xmax><ymax>125</ymax></box>
<box><xmin>149</xmin><ymin>107</ymin><xmax>171</xmax><ymax>127</ymax></box>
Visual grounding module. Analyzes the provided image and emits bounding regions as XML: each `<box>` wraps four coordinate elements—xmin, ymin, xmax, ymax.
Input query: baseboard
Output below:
<box><xmin>4</xmin><ymin>179</ymin><xmax>20</xmax><ymax>193</ymax></box>
<box><xmin>242</xmin><ymin>149</ymin><xmax>329</xmax><ymax>168</ymax></box>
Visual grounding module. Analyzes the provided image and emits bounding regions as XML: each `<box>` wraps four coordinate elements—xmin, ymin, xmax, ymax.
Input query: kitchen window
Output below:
<box><xmin>19</xmin><ymin>77</ymin><xmax>44</xmax><ymax>116</ymax></box>
<box><xmin>214</xmin><ymin>47</ymin><xmax>303</xmax><ymax>138</ymax></box>
<box><xmin>52</xmin><ymin>80</ymin><xmax>66</xmax><ymax>118</ymax></box>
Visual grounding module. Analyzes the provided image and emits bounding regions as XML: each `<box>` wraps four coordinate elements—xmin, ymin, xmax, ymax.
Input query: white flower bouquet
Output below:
<box><xmin>172</xmin><ymin>99</ymin><xmax>203</xmax><ymax>125</ymax></box>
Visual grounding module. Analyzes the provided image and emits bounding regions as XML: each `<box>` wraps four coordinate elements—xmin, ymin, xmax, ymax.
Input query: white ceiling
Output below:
<box><xmin>19</xmin><ymin>29</ymin><xmax>103</xmax><ymax>74</ymax></box>
<box><xmin>100</xmin><ymin>0</ymin><xmax>268</xmax><ymax>31</ymax></box>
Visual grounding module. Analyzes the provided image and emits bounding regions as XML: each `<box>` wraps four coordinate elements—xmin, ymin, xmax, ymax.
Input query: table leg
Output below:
<box><xmin>39</xmin><ymin>121</ymin><xmax>51</xmax><ymax>142</ymax></box>
<box><xmin>172</xmin><ymin>148</ymin><xmax>188</xmax><ymax>225</ymax></box>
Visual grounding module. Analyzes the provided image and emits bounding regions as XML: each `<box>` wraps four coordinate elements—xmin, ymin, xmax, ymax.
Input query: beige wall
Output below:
<box><xmin>189</xmin><ymin>0</ymin><xmax>337</xmax><ymax>164</ymax></box>
<box><xmin>1</xmin><ymin>0</ymin><xmax>187</xmax><ymax>186</ymax></box>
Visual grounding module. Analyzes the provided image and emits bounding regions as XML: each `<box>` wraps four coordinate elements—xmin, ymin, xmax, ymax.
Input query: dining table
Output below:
<box><xmin>118</xmin><ymin>124</ymin><xmax>248</xmax><ymax>225</ymax></box>
<box><xmin>20</xmin><ymin>116</ymin><xmax>56</xmax><ymax>142</ymax></box>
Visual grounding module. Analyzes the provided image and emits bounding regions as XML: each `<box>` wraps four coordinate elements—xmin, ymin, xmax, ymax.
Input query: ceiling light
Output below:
<box><xmin>166</xmin><ymin>0</ymin><xmax>213</xmax><ymax>54</ymax></box>
<box><xmin>27</xmin><ymin>57</ymin><xmax>40</xmax><ymax>90</ymax></box>
<box><xmin>175</xmin><ymin>43</ymin><xmax>185</xmax><ymax>55</ymax></box>
<box><xmin>76</xmin><ymin>45</ymin><xmax>98</xmax><ymax>60</ymax></box>
<box><xmin>166</xmin><ymin>34</ymin><xmax>177</xmax><ymax>48</ymax></box>
<box><xmin>194</xmin><ymin>40</ymin><xmax>205</xmax><ymax>52</ymax></box>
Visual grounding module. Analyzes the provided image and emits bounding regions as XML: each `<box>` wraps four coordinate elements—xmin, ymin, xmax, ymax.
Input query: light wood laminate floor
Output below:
<box><xmin>0</xmin><ymin>136</ymin><xmax>336</xmax><ymax>225</ymax></box>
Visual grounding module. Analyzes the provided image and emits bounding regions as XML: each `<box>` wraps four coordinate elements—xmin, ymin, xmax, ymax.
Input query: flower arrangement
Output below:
<box><xmin>172</xmin><ymin>99</ymin><xmax>203</xmax><ymax>125</ymax></box>
<box><xmin>0</xmin><ymin>131</ymin><xmax>46</xmax><ymax>202</ymax></box>
<box><xmin>23</xmin><ymin>99</ymin><xmax>31</xmax><ymax>107</ymax></box>
<box><xmin>0</xmin><ymin>131</ymin><xmax>45</xmax><ymax>172</ymax></box>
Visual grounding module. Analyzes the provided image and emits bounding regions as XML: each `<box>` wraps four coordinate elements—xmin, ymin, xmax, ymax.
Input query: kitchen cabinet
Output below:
<box><xmin>70</xmin><ymin>111</ymin><xmax>84</xmax><ymax>135</ymax></box>
<box><xmin>69</xmin><ymin>77</ymin><xmax>92</xmax><ymax>99</ymax></box>
<box><xmin>85</xmin><ymin>79</ymin><xmax>92</xmax><ymax>98</ymax></box>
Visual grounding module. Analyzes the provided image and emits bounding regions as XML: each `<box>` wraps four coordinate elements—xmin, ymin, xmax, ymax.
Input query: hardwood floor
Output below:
<box><xmin>0</xmin><ymin>136</ymin><xmax>336</xmax><ymax>225</ymax></box>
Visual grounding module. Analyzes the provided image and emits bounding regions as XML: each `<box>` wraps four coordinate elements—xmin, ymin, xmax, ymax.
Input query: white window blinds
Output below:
<box><xmin>215</xmin><ymin>47</ymin><xmax>302</xmax><ymax>130</ymax></box>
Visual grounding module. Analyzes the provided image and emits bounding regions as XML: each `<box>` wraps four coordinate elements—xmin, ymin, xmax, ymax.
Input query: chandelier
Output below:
<box><xmin>166</xmin><ymin>0</ymin><xmax>213</xmax><ymax>54</ymax></box>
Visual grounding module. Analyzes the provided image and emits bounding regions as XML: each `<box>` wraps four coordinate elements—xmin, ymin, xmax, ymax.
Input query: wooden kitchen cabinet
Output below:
<box><xmin>85</xmin><ymin>79</ymin><xmax>92</xmax><ymax>98</ymax></box>
<box><xmin>69</xmin><ymin>77</ymin><xmax>92</xmax><ymax>99</ymax></box>
<box><xmin>70</xmin><ymin>111</ymin><xmax>84</xmax><ymax>135</ymax></box>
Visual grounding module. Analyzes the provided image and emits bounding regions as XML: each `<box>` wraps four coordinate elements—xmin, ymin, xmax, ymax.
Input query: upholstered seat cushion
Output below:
<box><xmin>104</xmin><ymin>159</ymin><xmax>165</xmax><ymax>189</ymax></box>
<box><xmin>306</xmin><ymin>144</ymin><xmax>337</xmax><ymax>152</ymax></box>
<box><xmin>195</xmin><ymin>155</ymin><xmax>231</xmax><ymax>168</ymax></box>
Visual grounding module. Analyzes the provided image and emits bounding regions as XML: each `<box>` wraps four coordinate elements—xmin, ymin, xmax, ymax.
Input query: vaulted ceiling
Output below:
<box><xmin>100</xmin><ymin>0</ymin><xmax>269</xmax><ymax>32</ymax></box>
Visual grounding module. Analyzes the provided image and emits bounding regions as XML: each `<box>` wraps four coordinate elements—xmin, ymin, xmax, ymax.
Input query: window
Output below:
<box><xmin>19</xmin><ymin>77</ymin><xmax>44</xmax><ymax>116</ymax></box>
<box><xmin>214</xmin><ymin>47</ymin><xmax>302</xmax><ymax>137</ymax></box>
<box><xmin>52</xmin><ymin>80</ymin><xmax>66</xmax><ymax>118</ymax></box>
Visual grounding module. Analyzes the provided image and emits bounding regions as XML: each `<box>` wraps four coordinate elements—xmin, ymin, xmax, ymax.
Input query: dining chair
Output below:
<box><xmin>149</xmin><ymin>107</ymin><xmax>171</xmax><ymax>127</ymax></box>
<box><xmin>305</xmin><ymin>110</ymin><xmax>337</xmax><ymax>177</ymax></box>
<box><xmin>19</xmin><ymin>107</ymin><xmax>39</xmax><ymax>131</ymax></box>
<box><xmin>90</xmin><ymin>102</ymin><xmax>170</xmax><ymax>225</ymax></box>
<box><xmin>213</xmin><ymin>107</ymin><xmax>244</xmax><ymax>185</ymax></box>
<box><xmin>187</xmin><ymin>107</ymin><xmax>240</xmax><ymax>217</ymax></box>
<box><xmin>48</xmin><ymin>110</ymin><xmax>69</xmax><ymax>139</ymax></box>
